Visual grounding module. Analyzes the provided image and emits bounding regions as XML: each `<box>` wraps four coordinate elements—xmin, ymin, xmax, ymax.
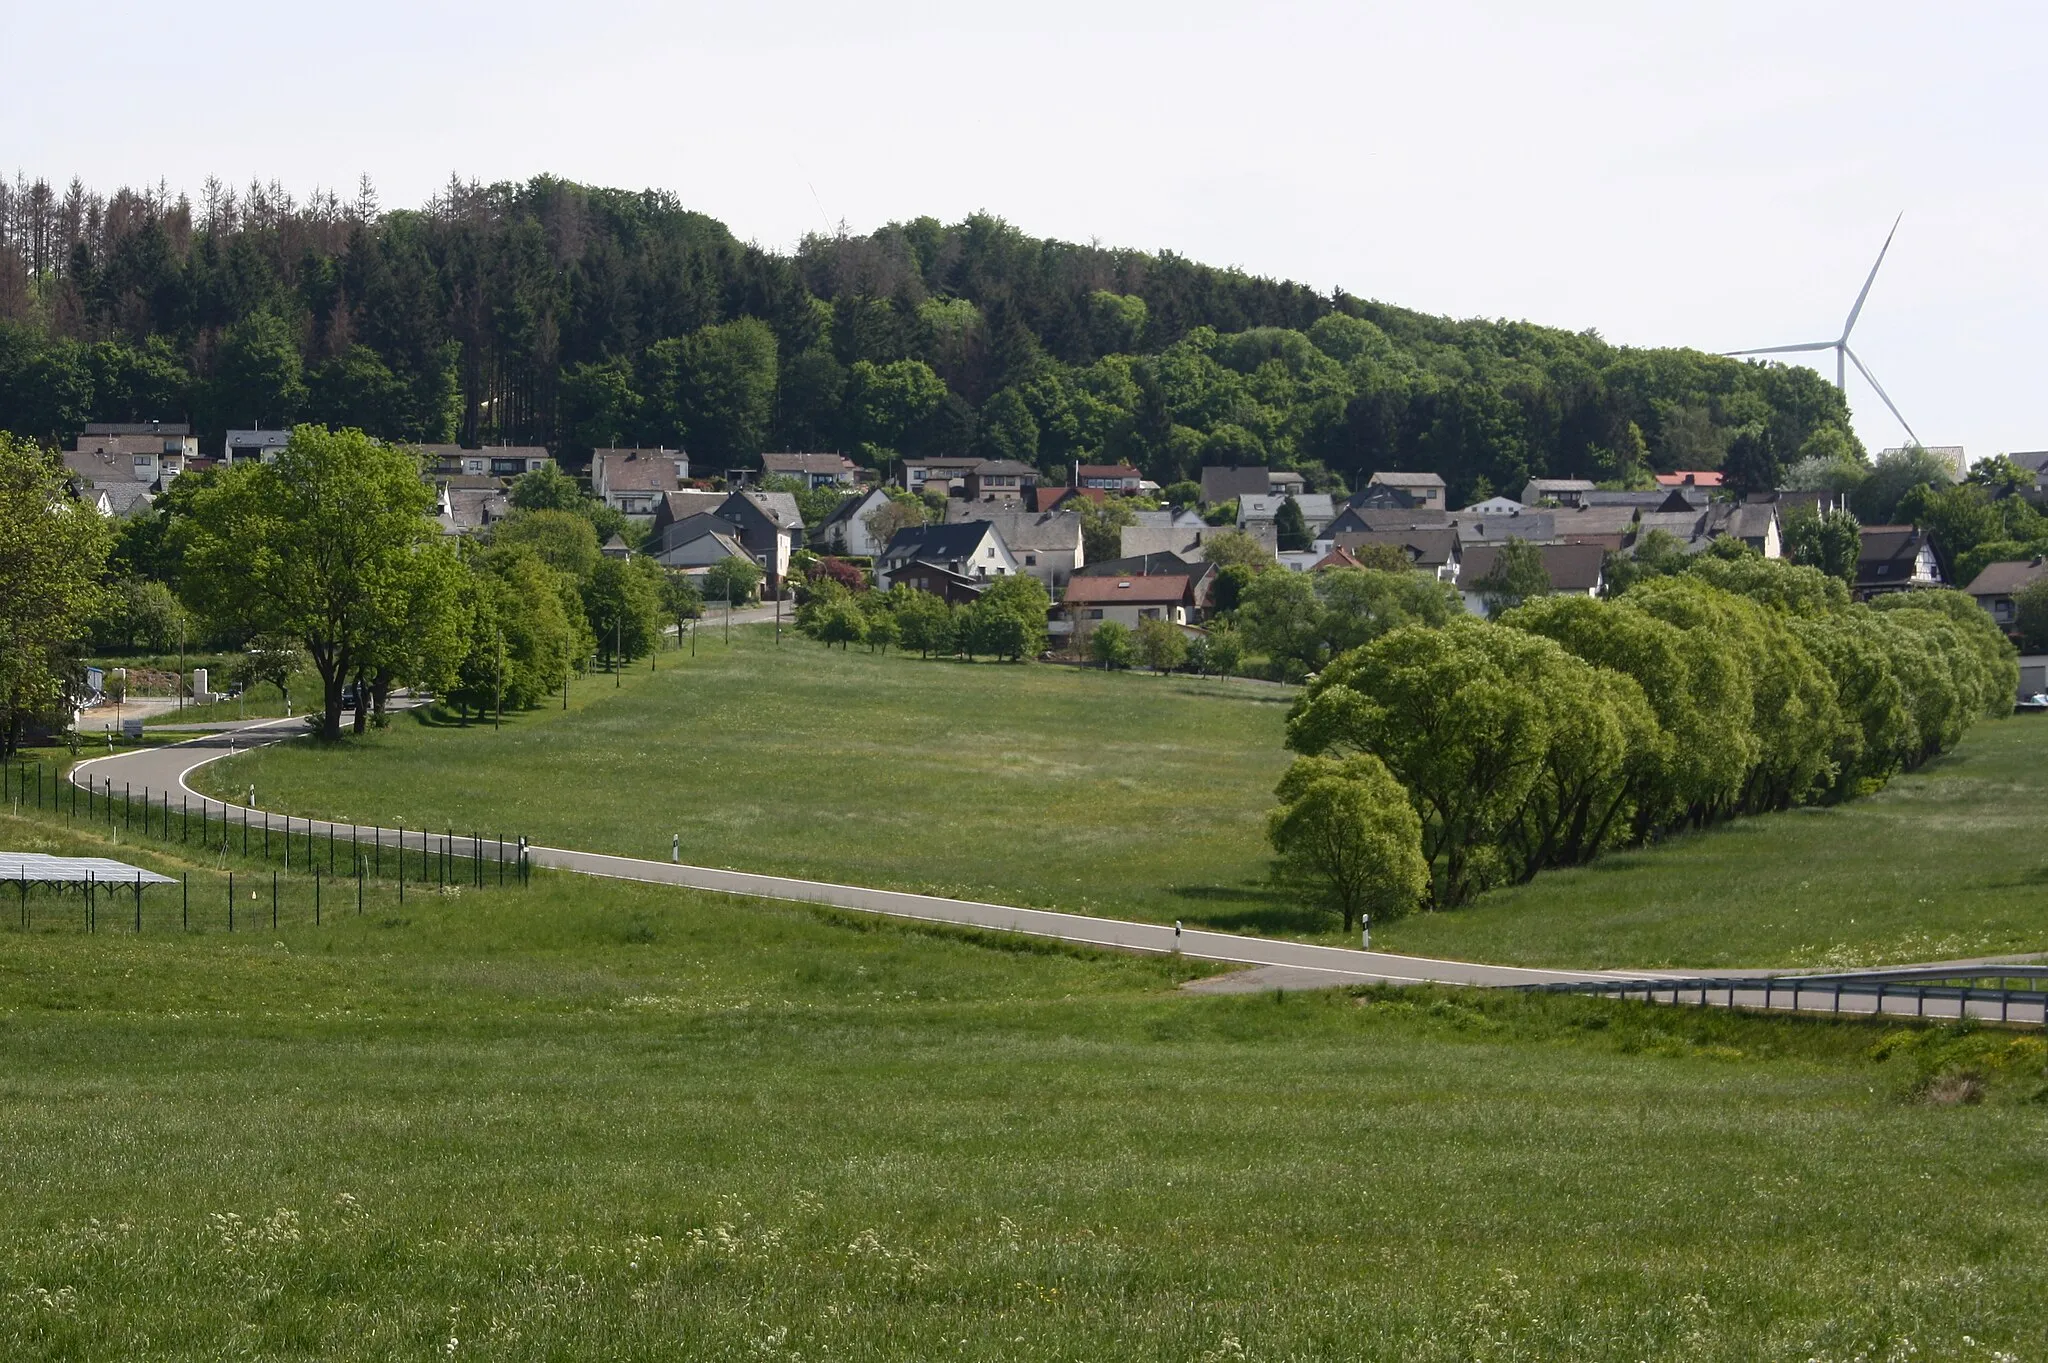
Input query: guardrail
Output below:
<box><xmin>1529</xmin><ymin>965</ymin><xmax>2048</xmax><ymax>1026</ymax></box>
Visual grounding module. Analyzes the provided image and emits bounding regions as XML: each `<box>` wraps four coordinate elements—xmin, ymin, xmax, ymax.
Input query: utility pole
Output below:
<box><xmin>615</xmin><ymin>615</ymin><xmax>621</xmax><ymax>687</ymax></box>
<box><xmin>494</xmin><ymin>625</ymin><xmax>503</xmax><ymax>729</ymax></box>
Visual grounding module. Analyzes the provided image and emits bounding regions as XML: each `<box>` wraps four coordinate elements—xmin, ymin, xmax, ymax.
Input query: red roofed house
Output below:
<box><xmin>1655</xmin><ymin>470</ymin><xmax>1724</xmax><ymax>489</ymax></box>
<box><xmin>1062</xmin><ymin>572</ymin><xmax>1199</xmax><ymax>631</ymax></box>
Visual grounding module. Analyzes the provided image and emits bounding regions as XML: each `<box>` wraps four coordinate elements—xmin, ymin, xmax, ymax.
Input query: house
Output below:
<box><xmin>1654</xmin><ymin>470</ymin><xmax>1724</xmax><ymax>489</ymax></box>
<box><xmin>1324</xmin><ymin>504</ymin><xmax>1450</xmax><ymax>537</ymax></box>
<box><xmin>435</xmin><ymin>484</ymin><xmax>510</xmax><ymax>535</ymax></box>
<box><xmin>1705</xmin><ymin>501</ymin><xmax>1782</xmax><ymax>558</ymax></box>
<box><xmin>591</xmin><ymin>448</ymin><xmax>691</xmax><ymax>515</ymax></box>
<box><xmin>1331</xmin><ymin>528</ymin><xmax>1461</xmax><ymax>581</ymax></box>
<box><xmin>647</xmin><ymin>513</ymin><xmax>753</xmax><ymax>576</ymax></box>
<box><xmin>600</xmin><ymin>534</ymin><xmax>633</xmax><ymax>560</ymax></box>
<box><xmin>1267</xmin><ymin>470</ymin><xmax>1307</xmax><ymax>496</ymax></box>
<box><xmin>1520</xmin><ymin>478</ymin><xmax>1598</xmax><ymax>508</ymax></box>
<box><xmin>1458</xmin><ymin>542</ymin><xmax>1606</xmax><ymax>615</ymax></box>
<box><xmin>1120</xmin><ymin>522</ymin><xmax>1276</xmax><ymax>561</ymax></box>
<box><xmin>963</xmin><ymin>459</ymin><xmax>1040</xmax><ymax>503</ymax></box>
<box><xmin>761</xmin><ymin>452</ymin><xmax>858</xmax><ymax>488</ymax></box>
<box><xmin>888</xmin><ymin>560</ymin><xmax>989</xmax><ymax>606</ymax></box>
<box><xmin>714</xmin><ymin>490</ymin><xmax>805</xmax><ymax>592</ymax></box>
<box><xmin>876</xmin><ymin>521</ymin><xmax>1018</xmax><ymax>589</ymax></box>
<box><xmin>1365</xmin><ymin>470</ymin><xmax>1447</xmax><ymax>509</ymax></box>
<box><xmin>81</xmin><ymin>481</ymin><xmax>156</xmax><ymax>519</ymax></box>
<box><xmin>1033</xmin><ymin>485</ymin><xmax>1106</xmax><ymax>512</ymax></box>
<box><xmin>1130</xmin><ymin>506</ymin><xmax>1207</xmax><ymax>531</ymax></box>
<box><xmin>1200</xmin><ymin>465</ymin><xmax>1273</xmax><ymax>505</ymax></box>
<box><xmin>1963</xmin><ymin>557</ymin><xmax>2048</xmax><ymax>630</ymax></box>
<box><xmin>1853</xmin><ymin>526</ymin><xmax>1945</xmax><ymax>600</ymax></box>
<box><xmin>1074</xmin><ymin>552</ymin><xmax>1217</xmax><ymax>613</ymax></box>
<box><xmin>1554</xmin><ymin>504</ymin><xmax>1641</xmax><ymax>552</ymax></box>
<box><xmin>649</xmin><ymin>489</ymin><xmax>731</xmax><ymax>542</ymax></box>
<box><xmin>422</xmin><ymin>445</ymin><xmax>555</xmax><ymax>480</ymax></box>
<box><xmin>66</xmin><ymin>424</ymin><xmax>197</xmax><ymax>489</ymax></box>
<box><xmin>1073</xmin><ymin>462</ymin><xmax>1142</xmax><ymax>493</ymax></box>
<box><xmin>1462</xmin><ymin>496</ymin><xmax>1525</xmax><ymax>516</ymax></box>
<box><xmin>224</xmin><ymin>429</ymin><xmax>291</xmax><ymax>463</ymax></box>
<box><xmin>945</xmin><ymin>504</ymin><xmax>1084</xmax><ymax>590</ymax></box>
<box><xmin>900</xmin><ymin>456</ymin><xmax>984</xmax><ymax>496</ymax></box>
<box><xmin>1062</xmin><ymin>572</ymin><xmax>1200</xmax><ymax>631</ymax></box>
<box><xmin>1585</xmin><ymin>487</ymin><xmax>1708</xmax><ymax>512</ymax></box>
<box><xmin>1238</xmin><ymin>493</ymin><xmax>1337</xmax><ymax>536</ymax></box>
<box><xmin>1446</xmin><ymin>510</ymin><xmax>1558</xmax><ymax>546</ymax></box>
<box><xmin>812</xmin><ymin>488</ymin><xmax>897</xmax><ymax>557</ymax></box>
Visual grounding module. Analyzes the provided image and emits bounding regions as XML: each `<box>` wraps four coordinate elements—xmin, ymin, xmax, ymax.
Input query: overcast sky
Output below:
<box><xmin>7</xmin><ymin>0</ymin><xmax>2042</xmax><ymax>460</ymax></box>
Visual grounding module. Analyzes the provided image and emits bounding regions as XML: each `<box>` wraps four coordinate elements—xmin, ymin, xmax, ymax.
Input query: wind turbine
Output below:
<box><xmin>1726</xmin><ymin>213</ymin><xmax>1920</xmax><ymax>446</ymax></box>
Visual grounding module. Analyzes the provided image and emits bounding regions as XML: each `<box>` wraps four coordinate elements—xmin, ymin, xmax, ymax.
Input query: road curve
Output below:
<box><xmin>62</xmin><ymin>721</ymin><xmax>1641</xmax><ymax>991</ymax></box>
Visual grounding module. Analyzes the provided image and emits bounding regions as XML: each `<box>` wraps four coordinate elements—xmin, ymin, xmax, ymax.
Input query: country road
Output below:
<box><xmin>53</xmin><ymin>719</ymin><xmax>2045</xmax><ymax>1020</ymax></box>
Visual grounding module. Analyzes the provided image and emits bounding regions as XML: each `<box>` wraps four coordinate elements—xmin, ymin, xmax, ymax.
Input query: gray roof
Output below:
<box><xmin>1964</xmin><ymin>557</ymin><xmax>2048</xmax><ymax>597</ymax></box>
<box><xmin>881</xmin><ymin>520</ymin><xmax>1001</xmax><ymax>563</ymax></box>
<box><xmin>1710</xmin><ymin>502</ymin><xmax>1778</xmax><ymax>541</ymax></box>
<box><xmin>1553</xmin><ymin>505</ymin><xmax>1641</xmax><ymax>537</ymax></box>
<box><xmin>1369</xmin><ymin>470</ymin><xmax>1448</xmax><ymax>488</ymax></box>
<box><xmin>2008</xmin><ymin>451</ymin><xmax>2048</xmax><ymax>474</ymax></box>
<box><xmin>595</xmin><ymin>449</ymin><xmax>688</xmax><ymax>491</ymax></box>
<box><xmin>1521</xmin><ymin>478</ymin><xmax>1597</xmax><ymax>500</ymax></box>
<box><xmin>1446</xmin><ymin>511</ymin><xmax>1558</xmax><ymax>544</ymax></box>
<box><xmin>944</xmin><ymin>506</ymin><xmax>1081</xmax><ymax>552</ymax></box>
<box><xmin>1333</xmin><ymin>528</ymin><xmax>1459</xmax><ymax>567</ymax></box>
<box><xmin>816</xmin><ymin>487</ymin><xmax>891</xmax><ymax>535</ymax></box>
<box><xmin>1239</xmin><ymin>493</ymin><xmax>1336</xmax><ymax>526</ymax></box>
<box><xmin>731</xmin><ymin>489</ymin><xmax>804</xmax><ymax>530</ymax></box>
<box><xmin>1634</xmin><ymin>510</ymin><xmax>1711</xmax><ymax>542</ymax></box>
<box><xmin>1200</xmin><ymin>465</ymin><xmax>1272</xmax><ymax>502</ymax></box>
<box><xmin>94</xmin><ymin>482</ymin><xmax>157</xmax><ymax>517</ymax></box>
<box><xmin>1462</xmin><ymin>542</ymin><xmax>1606</xmax><ymax>593</ymax></box>
<box><xmin>762</xmin><ymin>452</ymin><xmax>856</xmax><ymax>476</ymax></box>
<box><xmin>1584</xmin><ymin>488</ymin><xmax>1707</xmax><ymax>510</ymax></box>
<box><xmin>83</xmin><ymin>422</ymin><xmax>189</xmax><ymax>437</ymax></box>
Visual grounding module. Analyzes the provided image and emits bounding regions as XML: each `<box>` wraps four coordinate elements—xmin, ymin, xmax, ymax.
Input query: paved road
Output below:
<box><xmin>53</xmin><ymin>721</ymin><xmax>2046</xmax><ymax>1022</ymax></box>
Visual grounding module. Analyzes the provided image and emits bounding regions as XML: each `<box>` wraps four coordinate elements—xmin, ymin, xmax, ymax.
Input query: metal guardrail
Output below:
<box><xmin>1530</xmin><ymin>965</ymin><xmax>2048</xmax><ymax>1026</ymax></box>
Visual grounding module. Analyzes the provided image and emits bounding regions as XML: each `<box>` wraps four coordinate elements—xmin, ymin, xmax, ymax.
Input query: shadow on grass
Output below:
<box><xmin>1169</xmin><ymin>883</ymin><xmax>1333</xmax><ymax>936</ymax></box>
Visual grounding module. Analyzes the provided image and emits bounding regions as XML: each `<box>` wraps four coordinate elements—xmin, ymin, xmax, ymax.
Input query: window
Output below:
<box><xmin>1086</xmin><ymin>608</ymin><xmax>1103</xmax><ymax>620</ymax></box>
<box><xmin>986</xmin><ymin>547</ymin><xmax>996</xmax><ymax>557</ymax></box>
<box><xmin>1141</xmin><ymin>608</ymin><xmax>1160</xmax><ymax>619</ymax></box>
<box><xmin>1025</xmin><ymin>554</ymin><xmax>1038</xmax><ymax>566</ymax></box>
<box><xmin>133</xmin><ymin>455</ymin><xmax>153</xmax><ymax>466</ymax></box>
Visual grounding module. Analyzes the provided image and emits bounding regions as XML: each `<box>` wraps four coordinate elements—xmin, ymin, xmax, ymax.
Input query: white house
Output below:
<box><xmin>947</xmin><ymin>505</ymin><xmax>1085</xmax><ymax>590</ymax></box>
<box><xmin>876</xmin><ymin>520</ymin><xmax>1019</xmax><ymax>587</ymax></box>
<box><xmin>224</xmin><ymin>429</ymin><xmax>291</xmax><ymax>463</ymax></box>
<box><xmin>592</xmin><ymin>448</ymin><xmax>691</xmax><ymax>515</ymax></box>
<box><xmin>813</xmin><ymin>488</ymin><xmax>897</xmax><ymax>557</ymax></box>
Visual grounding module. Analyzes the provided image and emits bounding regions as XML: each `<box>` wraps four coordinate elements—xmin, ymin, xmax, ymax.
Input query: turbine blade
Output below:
<box><xmin>1841</xmin><ymin>212</ymin><xmax>1903</xmax><ymax>341</ymax></box>
<box><xmin>1724</xmin><ymin>342</ymin><xmax>1836</xmax><ymax>357</ymax></box>
<box><xmin>1845</xmin><ymin>347</ymin><xmax>1921</xmax><ymax>448</ymax></box>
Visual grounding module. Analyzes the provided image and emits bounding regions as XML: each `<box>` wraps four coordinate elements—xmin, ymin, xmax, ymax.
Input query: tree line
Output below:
<box><xmin>1268</xmin><ymin>554</ymin><xmax>2017</xmax><ymax>925</ymax></box>
<box><xmin>2</xmin><ymin>174</ymin><xmax>1859</xmax><ymax>504</ymax></box>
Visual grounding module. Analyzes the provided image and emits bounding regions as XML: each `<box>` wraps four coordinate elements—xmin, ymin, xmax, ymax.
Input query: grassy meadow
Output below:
<box><xmin>188</xmin><ymin>625</ymin><xmax>2048</xmax><ymax>971</ymax></box>
<box><xmin>1</xmin><ymin>803</ymin><xmax>2046</xmax><ymax>1359</ymax></box>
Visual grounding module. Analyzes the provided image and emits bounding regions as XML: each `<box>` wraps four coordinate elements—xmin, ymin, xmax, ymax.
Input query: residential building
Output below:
<box><xmin>876</xmin><ymin>521</ymin><xmax>1019</xmax><ymax>590</ymax></box>
<box><xmin>422</xmin><ymin>445</ymin><xmax>555</xmax><ymax>480</ymax></box>
<box><xmin>66</xmin><ymin>423</ymin><xmax>197</xmax><ymax>489</ymax></box>
<box><xmin>591</xmin><ymin>448</ymin><xmax>691</xmax><ymax>514</ymax></box>
<box><xmin>1074</xmin><ymin>551</ymin><xmax>1217</xmax><ymax>614</ymax></box>
<box><xmin>812</xmin><ymin>488</ymin><xmax>897</xmax><ymax>557</ymax></box>
<box><xmin>224</xmin><ymin>429</ymin><xmax>291</xmax><ymax>463</ymax></box>
<box><xmin>1446</xmin><ymin>510</ymin><xmax>1558</xmax><ymax>546</ymax></box>
<box><xmin>1462</xmin><ymin>496</ymin><xmax>1525</xmax><ymax>516</ymax></box>
<box><xmin>761</xmin><ymin>452</ymin><xmax>858</xmax><ymax>488</ymax></box>
<box><xmin>1062</xmin><ymin>572</ymin><xmax>1200</xmax><ymax>630</ymax></box>
<box><xmin>1033</xmin><ymin>485</ymin><xmax>1105</xmax><ymax>512</ymax></box>
<box><xmin>1331</xmin><ymin>528</ymin><xmax>1461</xmax><ymax>581</ymax></box>
<box><xmin>888</xmin><ymin>560</ymin><xmax>989</xmax><ymax>606</ymax></box>
<box><xmin>1585</xmin><ymin>487</ymin><xmax>1708</xmax><ymax>511</ymax></box>
<box><xmin>434</xmin><ymin>483</ymin><xmax>511</xmax><ymax>535</ymax></box>
<box><xmin>1705</xmin><ymin>501</ymin><xmax>1782</xmax><ymax>558</ymax></box>
<box><xmin>1130</xmin><ymin>507</ymin><xmax>1207</xmax><ymax>532</ymax></box>
<box><xmin>647</xmin><ymin>513</ymin><xmax>753</xmax><ymax>576</ymax></box>
<box><xmin>1459</xmin><ymin>543</ymin><xmax>1605</xmax><ymax>616</ymax></box>
<box><xmin>714</xmin><ymin>490</ymin><xmax>805</xmax><ymax>592</ymax></box>
<box><xmin>1963</xmin><ymin>557</ymin><xmax>2048</xmax><ymax>630</ymax></box>
<box><xmin>1073</xmin><ymin>462</ymin><xmax>1142</xmax><ymax>493</ymax></box>
<box><xmin>1853</xmin><ymin>526</ymin><xmax>1945</xmax><ymax>600</ymax></box>
<box><xmin>899</xmin><ymin>456</ymin><xmax>984</xmax><ymax>496</ymax></box>
<box><xmin>1520</xmin><ymin>478</ymin><xmax>1598</xmax><ymax>507</ymax></box>
<box><xmin>1119</xmin><ymin>522</ymin><xmax>1276</xmax><ymax>561</ymax></box>
<box><xmin>80</xmin><ymin>482</ymin><xmax>157</xmax><ymax>518</ymax></box>
<box><xmin>1324</xmin><ymin>505</ymin><xmax>1450</xmax><ymax>537</ymax></box>
<box><xmin>962</xmin><ymin>459</ymin><xmax>1040</xmax><ymax>503</ymax></box>
<box><xmin>1238</xmin><ymin>493</ymin><xmax>1336</xmax><ymax>535</ymax></box>
<box><xmin>1200</xmin><ymin>465</ymin><xmax>1273</xmax><ymax>505</ymax></box>
<box><xmin>1654</xmin><ymin>470</ymin><xmax>1724</xmax><ymax>490</ymax></box>
<box><xmin>649</xmin><ymin>490</ymin><xmax>730</xmax><ymax>542</ymax></box>
<box><xmin>600</xmin><ymin>534</ymin><xmax>633</xmax><ymax>560</ymax></box>
<box><xmin>944</xmin><ymin>505</ymin><xmax>1084</xmax><ymax>590</ymax></box>
<box><xmin>1365</xmin><ymin>470</ymin><xmax>1447</xmax><ymax>509</ymax></box>
<box><xmin>1267</xmin><ymin>470</ymin><xmax>1307</xmax><ymax>496</ymax></box>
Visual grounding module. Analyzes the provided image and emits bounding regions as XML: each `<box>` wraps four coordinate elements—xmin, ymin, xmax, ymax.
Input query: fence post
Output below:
<box><xmin>134</xmin><ymin>872</ymin><xmax>142</xmax><ymax>933</ymax></box>
<box><xmin>271</xmin><ymin>871</ymin><xmax>277</xmax><ymax>929</ymax></box>
<box><xmin>357</xmin><ymin>860</ymin><xmax>363</xmax><ymax>915</ymax></box>
<box><xmin>182</xmin><ymin>872</ymin><xmax>188</xmax><ymax>930</ymax></box>
<box><xmin>315</xmin><ymin>869</ymin><xmax>320</xmax><ymax>926</ymax></box>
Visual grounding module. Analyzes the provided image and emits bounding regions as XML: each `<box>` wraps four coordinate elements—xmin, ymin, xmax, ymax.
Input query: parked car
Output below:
<box><xmin>2017</xmin><ymin>692</ymin><xmax>2048</xmax><ymax>713</ymax></box>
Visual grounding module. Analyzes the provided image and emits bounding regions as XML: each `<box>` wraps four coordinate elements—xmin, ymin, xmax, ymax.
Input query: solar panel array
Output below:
<box><xmin>0</xmin><ymin>852</ymin><xmax>177</xmax><ymax>885</ymax></box>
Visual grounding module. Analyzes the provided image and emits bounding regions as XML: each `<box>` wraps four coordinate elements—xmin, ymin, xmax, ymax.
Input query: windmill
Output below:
<box><xmin>1726</xmin><ymin>213</ymin><xmax>1920</xmax><ymax>446</ymax></box>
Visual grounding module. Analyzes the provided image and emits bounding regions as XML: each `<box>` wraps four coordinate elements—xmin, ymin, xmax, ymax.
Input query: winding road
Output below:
<box><xmin>56</xmin><ymin>718</ymin><xmax>2046</xmax><ymax>1022</ymax></box>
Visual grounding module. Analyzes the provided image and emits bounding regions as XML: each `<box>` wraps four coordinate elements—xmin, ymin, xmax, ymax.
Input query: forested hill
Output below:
<box><xmin>0</xmin><ymin>174</ymin><xmax>1857</xmax><ymax>501</ymax></box>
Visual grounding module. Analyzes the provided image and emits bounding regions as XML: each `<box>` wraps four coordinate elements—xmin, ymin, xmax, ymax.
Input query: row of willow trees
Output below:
<box><xmin>1280</xmin><ymin>557</ymin><xmax>2017</xmax><ymax>913</ymax></box>
<box><xmin>1</xmin><ymin>175</ymin><xmax>1857</xmax><ymax>503</ymax></box>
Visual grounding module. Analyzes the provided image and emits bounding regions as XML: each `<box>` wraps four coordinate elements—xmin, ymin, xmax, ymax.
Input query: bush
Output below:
<box><xmin>1088</xmin><ymin>621</ymin><xmax>1134</xmax><ymax>669</ymax></box>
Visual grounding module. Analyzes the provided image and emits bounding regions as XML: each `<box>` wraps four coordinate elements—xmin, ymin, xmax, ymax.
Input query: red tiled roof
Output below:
<box><xmin>1062</xmin><ymin>575</ymin><xmax>1192</xmax><ymax>605</ymax></box>
<box><xmin>1075</xmin><ymin>464</ymin><xmax>1141</xmax><ymax>480</ymax></box>
<box><xmin>1655</xmin><ymin>470</ymin><xmax>1724</xmax><ymax>488</ymax></box>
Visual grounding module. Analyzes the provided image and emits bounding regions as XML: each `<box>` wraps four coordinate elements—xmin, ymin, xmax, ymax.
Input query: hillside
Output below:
<box><xmin>0</xmin><ymin>175</ymin><xmax>1854</xmax><ymax>503</ymax></box>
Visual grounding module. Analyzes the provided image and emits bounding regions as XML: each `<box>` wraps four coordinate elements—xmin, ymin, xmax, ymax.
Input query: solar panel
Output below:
<box><xmin>0</xmin><ymin>853</ymin><xmax>177</xmax><ymax>885</ymax></box>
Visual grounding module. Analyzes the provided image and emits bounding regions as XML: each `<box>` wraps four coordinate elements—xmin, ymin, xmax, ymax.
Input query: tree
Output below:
<box><xmin>1780</xmin><ymin>505</ymin><xmax>1862</xmax><ymax>583</ymax></box>
<box><xmin>1201</xmin><ymin>529</ymin><xmax>1272</xmax><ymax>572</ymax></box>
<box><xmin>235</xmin><ymin>636</ymin><xmax>303</xmax><ymax>703</ymax></box>
<box><xmin>180</xmin><ymin>425</ymin><xmax>446</xmax><ymax>740</ymax></box>
<box><xmin>1314</xmin><ymin>568</ymin><xmax>1463</xmax><ymax>657</ymax></box>
<box><xmin>863</xmin><ymin>495</ymin><xmax>927</xmax><ymax>552</ymax></box>
<box><xmin>1075</xmin><ymin>496</ymin><xmax>1139</xmax><ymax>563</ymax></box>
<box><xmin>1967</xmin><ymin>454</ymin><xmax>2028</xmax><ymax>498</ymax></box>
<box><xmin>1204</xmin><ymin>623</ymin><xmax>1244</xmax><ymax>676</ymax></box>
<box><xmin>96</xmin><ymin>578</ymin><xmax>189</xmax><ymax>653</ymax></box>
<box><xmin>893</xmin><ymin>590</ymin><xmax>956</xmax><ymax>657</ymax></box>
<box><xmin>1721</xmin><ymin>427</ymin><xmax>1779</xmax><ymax>499</ymax></box>
<box><xmin>1852</xmin><ymin>445</ymin><xmax>1955</xmax><ymax>524</ymax></box>
<box><xmin>307</xmin><ymin>346</ymin><xmax>412</xmax><ymax>435</ymax></box>
<box><xmin>1274</xmin><ymin>496</ymin><xmax>1312</xmax><ymax>551</ymax></box>
<box><xmin>2018</xmin><ymin>579</ymin><xmax>2048</xmax><ymax>655</ymax></box>
<box><xmin>1471</xmin><ymin>538</ymin><xmax>1550</xmax><ymax>618</ymax></box>
<box><xmin>656</xmin><ymin>317</ymin><xmax>779</xmax><ymax>465</ymax></box>
<box><xmin>862</xmin><ymin>608</ymin><xmax>901</xmax><ymax>654</ymax></box>
<box><xmin>1088</xmin><ymin>619</ymin><xmax>1134</xmax><ymax>669</ymax></box>
<box><xmin>509</xmin><ymin>463</ymin><xmax>587</xmax><ymax>513</ymax></box>
<box><xmin>493</xmin><ymin>509</ymin><xmax>602</xmax><ymax>579</ymax></box>
<box><xmin>703</xmin><ymin>556</ymin><xmax>764</xmax><ymax>607</ymax></box>
<box><xmin>963</xmin><ymin>574</ymin><xmax>1051</xmax><ymax>661</ymax></box>
<box><xmin>1267</xmin><ymin>754</ymin><xmax>1429</xmax><ymax>931</ymax></box>
<box><xmin>581</xmin><ymin>555</ymin><xmax>663</xmax><ymax>668</ymax></box>
<box><xmin>815</xmin><ymin>599</ymin><xmax>865</xmax><ymax>649</ymax></box>
<box><xmin>659</xmin><ymin>570</ymin><xmax>704</xmax><ymax>641</ymax></box>
<box><xmin>1237</xmin><ymin>569</ymin><xmax>1325</xmax><ymax>677</ymax></box>
<box><xmin>1134</xmin><ymin>616</ymin><xmax>1188</xmax><ymax>672</ymax></box>
<box><xmin>211</xmin><ymin>312</ymin><xmax>306</xmax><ymax>427</ymax></box>
<box><xmin>0</xmin><ymin>433</ymin><xmax>110</xmax><ymax>756</ymax></box>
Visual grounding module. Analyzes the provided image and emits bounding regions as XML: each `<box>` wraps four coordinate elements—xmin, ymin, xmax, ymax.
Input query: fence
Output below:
<box><xmin>5</xmin><ymin>759</ymin><xmax>533</xmax><ymax>933</ymax></box>
<box><xmin>1528</xmin><ymin>966</ymin><xmax>2048</xmax><ymax>1027</ymax></box>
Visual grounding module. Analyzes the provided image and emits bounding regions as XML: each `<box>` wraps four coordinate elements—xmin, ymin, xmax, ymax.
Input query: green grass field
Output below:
<box><xmin>193</xmin><ymin>626</ymin><xmax>2048</xmax><ymax>971</ymax></box>
<box><xmin>194</xmin><ymin>631</ymin><xmax>1308</xmax><ymax>933</ymax></box>
<box><xmin>2</xmin><ymin>804</ymin><xmax>2045</xmax><ymax>1359</ymax></box>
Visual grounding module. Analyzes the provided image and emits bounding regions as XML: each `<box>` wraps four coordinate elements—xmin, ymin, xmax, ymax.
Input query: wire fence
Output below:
<box><xmin>5</xmin><ymin>758</ymin><xmax>532</xmax><ymax>936</ymax></box>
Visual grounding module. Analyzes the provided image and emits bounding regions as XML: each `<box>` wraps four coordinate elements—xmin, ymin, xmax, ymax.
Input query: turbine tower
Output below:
<box><xmin>1726</xmin><ymin>214</ymin><xmax>1920</xmax><ymax>446</ymax></box>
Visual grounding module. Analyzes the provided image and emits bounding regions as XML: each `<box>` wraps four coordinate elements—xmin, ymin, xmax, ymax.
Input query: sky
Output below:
<box><xmin>5</xmin><ymin>0</ymin><xmax>2043</xmax><ymax>461</ymax></box>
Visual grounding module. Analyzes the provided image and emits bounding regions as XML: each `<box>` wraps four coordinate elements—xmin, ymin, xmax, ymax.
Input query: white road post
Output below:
<box><xmin>1361</xmin><ymin>914</ymin><xmax>1370</xmax><ymax>951</ymax></box>
<box><xmin>671</xmin><ymin>833</ymin><xmax>680</xmax><ymax>864</ymax></box>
